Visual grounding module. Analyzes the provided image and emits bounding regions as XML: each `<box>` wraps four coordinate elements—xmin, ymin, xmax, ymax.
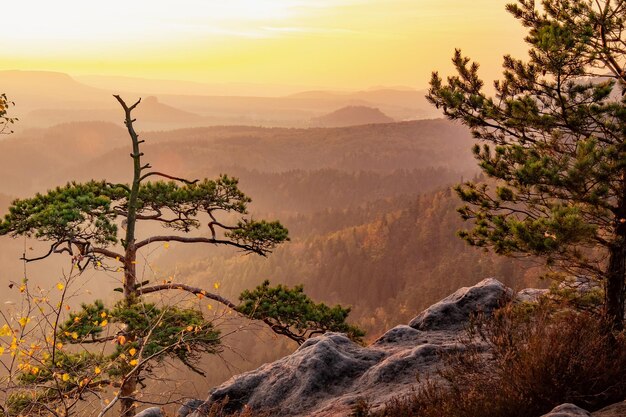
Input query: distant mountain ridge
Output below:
<box><xmin>311</xmin><ymin>105</ymin><xmax>395</xmax><ymax>127</ymax></box>
<box><xmin>1</xmin><ymin>70</ymin><xmax>441</xmax><ymax>130</ymax></box>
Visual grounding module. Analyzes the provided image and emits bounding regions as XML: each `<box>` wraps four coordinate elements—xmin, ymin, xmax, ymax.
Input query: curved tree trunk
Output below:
<box><xmin>119</xmin><ymin>375</ymin><xmax>138</xmax><ymax>417</ymax></box>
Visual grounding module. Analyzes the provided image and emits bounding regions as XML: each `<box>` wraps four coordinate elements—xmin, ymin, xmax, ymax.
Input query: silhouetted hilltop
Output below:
<box><xmin>287</xmin><ymin>88</ymin><xmax>429</xmax><ymax>109</ymax></box>
<box><xmin>311</xmin><ymin>106</ymin><xmax>394</xmax><ymax>127</ymax></box>
<box><xmin>0</xmin><ymin>70</ymin><xmax>109</xmax><ymax>110</ymax></box>
<box><xmin>135</xmin><ymin>96</ymin><xmax>202</xmax><ymax>123</ymax></box>
<box><xmin>1</xmin><ymin>71</ymin><xmax>441</xmax><ymax>129</ymax></box>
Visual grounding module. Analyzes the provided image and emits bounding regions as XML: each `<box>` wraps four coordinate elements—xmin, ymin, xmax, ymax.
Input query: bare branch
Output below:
<box><xmin>21</xmin><ymin>242</ymin><xmax>60</xmax><ymax>263</ymax></box>
<box><xmin>139</xmin><ymin>171</ymin><xmax>199</xmax><ymax>185</ymax></box>
<box><xmin>89</xmin><ymin>247</ymin><xmax>126</xmax><ymax>262</ymax></box>
<box><xmin>138</xmin><ymin>283</ymin><xmax>238</xmax><ymax>309</ymax></box>
<box><xmin>134</xmin><ymin>235</ymin><xmax>264</xmax><ymax>255</ymax></box>
<box><xmin>113</xmin><ymin>95</ymin><xmax>142</xmax><ymax>114</ymax></box>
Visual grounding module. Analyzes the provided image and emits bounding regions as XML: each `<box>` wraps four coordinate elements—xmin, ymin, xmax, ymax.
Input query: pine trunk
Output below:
<box><xmin>606</xmin><ymin>240</ymin><xmax>626</xmax><ymax>331</ymax></box>
<box><xmin>123</xmin><ymin>246</ymin><xmax>137</xmax><ymax>305</ymax></box>
<box><xmin>119</xmin><ymin>375</ymin><xmax>138</xmax><ymax>417</ymax></box>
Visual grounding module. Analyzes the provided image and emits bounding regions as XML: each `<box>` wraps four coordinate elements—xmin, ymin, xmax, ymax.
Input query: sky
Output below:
<box><xmin>0</xmin><ymin>0</ymin><xmax>529</xmax><ymax>91</ymax></box>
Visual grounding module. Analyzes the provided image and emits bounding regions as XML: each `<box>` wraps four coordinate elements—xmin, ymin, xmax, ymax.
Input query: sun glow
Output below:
<box><xmin>0</xmin><ymin>0</ymin><xmax>528</xmax><ymax>90</ymax></box>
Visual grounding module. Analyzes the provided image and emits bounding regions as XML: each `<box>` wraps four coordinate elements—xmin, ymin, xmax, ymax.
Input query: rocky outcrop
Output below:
<box><xmin>540</xmin><ymin>404</ymin><xmax>592</xmax><ymax>417</ymax></box>
<box><xmin>185</xmin><ymin>278</ymin><xmax>510</xmax><ymax>416</ymax></box>
<box><xmin>408</xmin><ymin>277</ymin><xmax>509</xmax><ymax>330</ymax></box>
<box><xmin>177</xmin><ymin>399</ymin><xmax>206</xmax><ymax>417</ymax></box>
<box><xmin>310</xmin><ymin>106</ymin><xmax>395</xmax><ymax>127</ymax></box>
<box><xmin>593</xmin><ymin>400</ymin><xmax>626</xmax><ymax>416</ymax></box>
<box><xmin>133</xmin><ymin>407</ymin><xmax>163</xmax><ymax>417</ymax></box>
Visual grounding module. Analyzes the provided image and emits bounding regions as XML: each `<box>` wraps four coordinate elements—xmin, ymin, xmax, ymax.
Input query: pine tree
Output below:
<box><xmin>428</xmin><ymin>0</ymin><xmax>626</xmax><ymax>330</ymax></box>
<box><xmin>0</xmin><ymin>96</ymin><xmax>362</xmax><ymax>417</ymax></box>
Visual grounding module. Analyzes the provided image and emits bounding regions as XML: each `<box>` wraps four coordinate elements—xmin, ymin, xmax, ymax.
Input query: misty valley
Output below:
<box><xmin>2</xmin><ymin>1</ymin><xmax>626</xmax><ymax>416</ymax></box>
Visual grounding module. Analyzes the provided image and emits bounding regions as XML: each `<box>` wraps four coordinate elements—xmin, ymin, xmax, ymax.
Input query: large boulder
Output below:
<box><xmin>408</xmin><ymin>278</ymin><xmax>510</xmax><ymax>330</ymax></box>
<box><xmin>207</xmin><ymin>333</ymin><xmax>384</xmax><ymax>415</ymax></box>
<box><xmin>592</xmin><ymin>400</ymin><xmax>626</xmax><ymax>416</ymax></box>
<box><xmin>192</xmin><ymin>278</ymin><xmax>510</xmax><ymax>416</ymax></box>
<box><xmin>133</xmin><ymin>407</ymin><xmax>164</xmax><ymax>417</ymax></box>
<box><xmin>177</xmin><ymin>399</ymin><xmax>205</xmax><ymax>417</ymax></box>
<box><xmin>541</xmin><ymin>404</ymin><xmax>592</xmax><ymax>417</ymax></box>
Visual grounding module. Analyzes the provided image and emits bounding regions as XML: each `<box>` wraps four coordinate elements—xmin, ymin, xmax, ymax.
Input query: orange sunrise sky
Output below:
<box><xmin>0</xmin><ymin>0</ymin><xmax>528</xmax><ymax>91</ymax></box>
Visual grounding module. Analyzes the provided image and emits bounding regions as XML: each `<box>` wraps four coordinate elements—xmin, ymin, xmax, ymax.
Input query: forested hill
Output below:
<box><xmin>0</xmin><ymin>117</ymin><xmax>541</xmax><ymax>390</ymax></box>
<box><xmin>161</xmin><ymin>185</ymin><xmax>543</xmax><ymax>338</ymax></box>
<box><xmin>0</xmin><ymin>118</ymin><xmax>538</xmax><ymax>340</ymax></box>
<box><xmin>0</xmin><ymin>118</ymin><xmax>476</xmax><ymax>197</ymax></box>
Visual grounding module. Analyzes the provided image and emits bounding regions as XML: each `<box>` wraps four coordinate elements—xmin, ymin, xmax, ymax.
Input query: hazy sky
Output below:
<box><xmin>1</xmin><ymin>0</ymin><xmax>528</xmax><ymax>90</ymax></box>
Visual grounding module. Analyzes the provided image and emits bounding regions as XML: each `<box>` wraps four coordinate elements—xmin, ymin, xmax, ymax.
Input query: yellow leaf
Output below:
<box><xmin>163</xmin><ymin>243</ymin><xmax>170</xmax><ymax>249</ymax></box>
<box><xmin>207</xmin><ymin>304</ymin><xmax>212</xmax><ymax>310</ymax></box>
<box><xmin>56</xmin><ymin>283</ymin><xmax>64</xmax><ymax>291</ymax></box>
<box><xmin>94</xmin><ymin>366</ymin><xmax>101</xmax><ymax>375</ymax></box>
<box><xmin>186</xmin><ymin>326</ymin><xmax>193</xmax><ymax>332</ymax></box>
<box><xmin>0</xmin><ymin>324</ymin><xmax>12</xmax><ymax>337</ymax></box>
<box><xmin>18</xmin><ymin>317</ymin><xmax>31</xmax><ymax>328</ymax></box>
<box><xmin>213</xmin><ymin>282</ymin><xmax>220</xmax><ymax>290</ymax></box>
<box><xmin>0</xmin><ymin>347</ymin><xmax>5</xmax><ymax>354</ymax></box>
<box><xmin>100</xmin><ymin>320</ymin><xmax>108</xmax><ymax>327</ymax></box>
<box><xmin>62</xmin><ymin>373</ymin><xmax>70</xmax><ymax>382</ymax></box>
<box><xmin>96</xmin><ymin>261</ymin><xmax>102</xmax><ymax>268</ymax></box>
<box><xmin>56</xmin><ymin>342</ymin><xmax>63</xmax><ymax>350</ymax></box>
<box><xmin>129</xmin><ymin>348</ymin><xmax>137</xmax><ymax>356</ymax></box>
<box><xmin>129</xmin><ymin>359</ymin><xmax>138</xmax><ymax>366</ymax></box>
<box><xmin>74</xmin><ymin>317</ymin><xmax>81</xmax><ymax>323</ymax></box>
<box><xmin>71</xmin><ymin>332</ymin><xmax>78</xmax><ymax>340</ymax></box>
<box><xmin>100</xmin><ymin>312</ymin><xmax>107</xmax><ymax>318</ymax></box>
<box><xmin>19</xmin><ymin>285</ymin><xmax>26</xmax><ymax>293</ymax></box>
<box><xmin>117</xmin><ymin>335</ymin><xmax>127</xmax><ymax>345</ymax></box>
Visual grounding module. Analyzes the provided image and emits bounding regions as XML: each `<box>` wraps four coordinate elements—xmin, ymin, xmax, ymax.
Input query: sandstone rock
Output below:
<box><xmin>540</xmin><ymin>403</ymin><xmax>592</xmax><ymax>417</ymax></box>
<box><xmin>408</xmin><ymin>278</ymin><xmax>510</xmax><ymax>330</ymax></box>
<box><xmin>515</xmin><ymin>288</ymin><xmax>549</xmax><ymax>303</ymax></box>
<box><xmin>592</xmin><ymin>400</ymin><xmax>626</xmax><ymax>417</ymax></box>
<box><xmin>177</xmin><ymin>399</ymin><xmax>205</xmax><ymax>417</ymax></box>
<box><xmin>208</xmin><ymin>332</ymin><xmax>383</xmax><ymax>415</ymax></box>
<box><xmin>133</xmin><ymin>407</ymin><xmax>163</xmax><ymax>417</ymax></box>
<box><xmin>194</xmin><ymin>278</ymin><xmax>509</xmax><ymax>416</ymax></box>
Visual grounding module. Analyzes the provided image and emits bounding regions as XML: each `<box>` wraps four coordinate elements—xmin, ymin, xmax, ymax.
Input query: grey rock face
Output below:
<box><xmin>208</xmin><ymin>332</ymin><xmax>384</xmax><ymax>415</ymax></box>
<box><xmin>541</xmin><ymin>403</ymin><xmax>592</xmax><ymax>417</ymax></box>
<box><xmin>177</xmin><ymin>399</ymin><xmax>205</xmax><ymax>417</ymax></box>
<box><xmin>193</xmin><ymin>278</ymin><xmax>508</xmax><ymax>416</ymax></box>
<box><xmin>408</xmin><ymin>278</ymin><xmax>510</xmax><ymax>330</ymax></box>
<box><xmin>515</xmin><ymin>288</ymin><xmax>549</xmax><ymax>303</ymax></box>
<box><xmin>133</xmin><ymin>407</ymin><xmax>164</xmax><ymax>417</ymax></box>
<box><xmin>592</xmin><ymin>400</ymin><xmax>626</xmax><ymax>417</ymax></box>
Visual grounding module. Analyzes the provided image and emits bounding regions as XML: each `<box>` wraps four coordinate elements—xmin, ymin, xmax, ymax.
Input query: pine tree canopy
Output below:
<box><xmin>427</xmin><ymin>0</ymin><xmax>626</xmax><ymax>329</ymax></box>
